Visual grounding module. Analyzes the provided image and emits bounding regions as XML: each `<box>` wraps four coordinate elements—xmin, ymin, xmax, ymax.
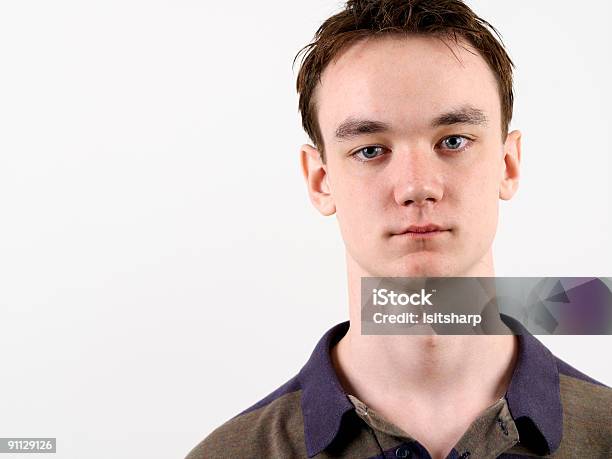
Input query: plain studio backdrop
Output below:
<box><xmin>0</xmin><ymin>1</ymin><xmax>610</xmax><ymax>458</ymax></box>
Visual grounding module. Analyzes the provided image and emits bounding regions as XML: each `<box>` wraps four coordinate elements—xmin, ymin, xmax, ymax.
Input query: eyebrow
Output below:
<box><xmin>431</xmin><ymin>106</ymin><xmax>488</xmax><ymax>128</ymax></box>
<box><xmin>334</xmin><ymin>105</ymin><xmax>488</xmax><ymax>141</ymax></box>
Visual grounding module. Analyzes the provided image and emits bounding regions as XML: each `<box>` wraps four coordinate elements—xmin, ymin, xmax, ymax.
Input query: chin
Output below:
<box><xmin>378</xmin><ymin>254</ymin><xmax>459</xmax><ymax>278</ymax></box>
<box><xmin>350</xmin><ymin>246</ymin><xmax>475</xmax><ymax>278</ymax></box>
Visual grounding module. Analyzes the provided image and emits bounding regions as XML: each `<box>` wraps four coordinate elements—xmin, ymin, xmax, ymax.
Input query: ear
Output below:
<box><xmin>300</xmin><ymin>144</ymin><xmax>336</xmax><ymax>216</ymax></box>
<box><xmin>499</xmin><ymin>130</ymin><xmax>521</xmax><ymax>200</ymax></box>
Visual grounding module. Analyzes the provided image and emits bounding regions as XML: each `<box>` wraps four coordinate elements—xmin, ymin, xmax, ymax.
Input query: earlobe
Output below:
<box><xmin>499</xmin><ymin>130</ymin><xmax>522</xmax><ymax>201</ymax></box>
<box><xmin>300</xmin><ymin>144</ymin><xmax>336</xmax><ymax>216</ymax></box>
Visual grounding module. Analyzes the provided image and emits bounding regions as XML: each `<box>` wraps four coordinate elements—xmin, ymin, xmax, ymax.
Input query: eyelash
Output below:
<box><xmin>350</xmin><ymin>135</ymin><xmax>474</xmax><ymax>162</ymax></box>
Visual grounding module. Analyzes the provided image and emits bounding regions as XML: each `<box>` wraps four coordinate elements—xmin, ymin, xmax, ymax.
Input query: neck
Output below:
<box><xmin>332</xmin><ymin>251</ymin><xmax>518</xmax><ymax>409</ymax></box>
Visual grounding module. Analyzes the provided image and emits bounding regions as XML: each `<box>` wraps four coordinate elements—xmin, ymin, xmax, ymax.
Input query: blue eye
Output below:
<box><xmin>352</xmin><ymin>146</ymin><xmax>386</xmax><ymax>161</ymax></box>
<box><xmin>441</xmin><ymin>135</ymin><xmax>470</xmax><ymax>150</ymax></box>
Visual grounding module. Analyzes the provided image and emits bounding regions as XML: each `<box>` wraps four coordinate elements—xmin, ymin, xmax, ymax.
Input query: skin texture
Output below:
<box><xmin>300</xmin><ymin>34</ymin><xmax>522</xmax><ymax>459</ymax></box>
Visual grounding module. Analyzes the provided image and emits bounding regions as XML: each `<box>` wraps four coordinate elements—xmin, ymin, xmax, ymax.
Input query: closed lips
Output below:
<box><xmin>397</xmin><ymin>224</ymin><xmax>449</xmax><ymax>234</ymax></box>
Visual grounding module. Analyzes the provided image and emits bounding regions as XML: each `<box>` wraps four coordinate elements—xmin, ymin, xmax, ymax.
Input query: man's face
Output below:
<box><xmin>302</xmin><ymin>34</ymin><xmax>520</xmax><ymax>277</ymax></box>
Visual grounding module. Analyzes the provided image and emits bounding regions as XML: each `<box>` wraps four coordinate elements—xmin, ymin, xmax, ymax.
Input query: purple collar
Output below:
<box><xmin>297</xmin><ymin>315</ymin><xmax>562</xmax><ymax>457</ymax></box>
<box><xmin>502</xmin><ymin>314</ymin><xmax>562</xmax><ymax>455</ymax></box>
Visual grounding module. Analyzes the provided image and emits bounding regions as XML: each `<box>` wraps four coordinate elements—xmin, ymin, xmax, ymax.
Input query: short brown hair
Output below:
<box><xmin>294</xmin><ymin>0</ymin><xmax>514</xmax><ymax>161</ymax></box>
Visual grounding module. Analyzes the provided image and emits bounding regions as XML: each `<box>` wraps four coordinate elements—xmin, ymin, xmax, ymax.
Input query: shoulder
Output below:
<box><xmin>185</xmin><ymin>375</ymin><xmax>306</xmax><ymax>459</ymax></box>
<box><xmin>554</xmin><ymin>355</ymin><xmax>612</xmax><ymax>448</ymax></box>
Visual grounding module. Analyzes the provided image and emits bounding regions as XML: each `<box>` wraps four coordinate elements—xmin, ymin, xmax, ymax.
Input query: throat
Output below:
<box><xmin>332</xmin><ymin>331</ymin><xmax>518</xmax><ymax>408</ymax></box>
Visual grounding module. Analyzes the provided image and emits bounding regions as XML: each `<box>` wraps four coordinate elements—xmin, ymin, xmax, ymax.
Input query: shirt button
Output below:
<box><xmin>395</xmin><ymin>445</ymin><xmax>411</xmax><ymax>457</ymax></box>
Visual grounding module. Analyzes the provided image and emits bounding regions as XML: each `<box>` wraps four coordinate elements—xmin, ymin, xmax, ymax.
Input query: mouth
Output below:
<box><xmin>392</xmin><ymin>224</ymin><xmax>451</xmax><ymax>239</ymax></box>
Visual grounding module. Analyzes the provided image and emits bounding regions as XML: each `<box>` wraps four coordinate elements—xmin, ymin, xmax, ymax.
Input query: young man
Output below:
<box><xmin>187</xmin><ymin>1</ymin><xmax>611</xmax><ymax>458</ymax></box>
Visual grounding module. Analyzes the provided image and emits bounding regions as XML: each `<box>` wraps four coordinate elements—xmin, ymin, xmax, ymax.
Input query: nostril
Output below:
<box><xmin>403</xmin><ymin>197</ymin><xmax>437</xmax><ymax>206</ymax></box>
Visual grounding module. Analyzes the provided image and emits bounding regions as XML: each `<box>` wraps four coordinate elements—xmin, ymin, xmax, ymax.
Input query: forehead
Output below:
<box><xmin>315</xmin><ymin>34</ymin><xmax>502</xmax><ymax>142</ymax></box>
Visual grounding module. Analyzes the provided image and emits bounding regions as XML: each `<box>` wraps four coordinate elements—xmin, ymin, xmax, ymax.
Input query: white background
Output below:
<box><xmin>0</xmin><ymin>1</ymin><xmax>610</xmax><ymax>458</ymax></box>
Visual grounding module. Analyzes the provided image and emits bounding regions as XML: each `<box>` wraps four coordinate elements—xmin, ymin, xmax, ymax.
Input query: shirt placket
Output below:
<box><xmin>348</xmin><ymin>394</ymin><xmax>520</xmax><ymax>459</ymax></box>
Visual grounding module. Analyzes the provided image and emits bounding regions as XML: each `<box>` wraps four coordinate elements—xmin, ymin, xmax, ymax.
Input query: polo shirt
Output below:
<box><xmin>186</xmin><ymin>314</ymin><xmax>612</xmax><ymax>458</ymax></box>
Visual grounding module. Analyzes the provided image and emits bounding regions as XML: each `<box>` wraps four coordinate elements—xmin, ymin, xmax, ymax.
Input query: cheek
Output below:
<box><xmin>467</xmin><ymin>183</ymin><xmax>499</xmax><ymax>216</ymax></box>
<box><xmin>331</xmin><ymin>177</ymin><xmax>386</xmax><ymax>241</ymax></box>
<box><xmin>449</xmin><ymin>158</ymin><xmax>501</xmax><ymax>235</ymax></box>
<box><xmin>335</xmin><ymin>185</ymin><xmax>375</xmax><ymax>225</ymax></box>
<box><xmin>463</xmin><ymin>178</ymin><xmax>501</xmax><ymax>245</ymax></box>
<box><xmin>462</xmin><ymin>154</ymin><xmax>503</xmax><ymax>208</ymax></box>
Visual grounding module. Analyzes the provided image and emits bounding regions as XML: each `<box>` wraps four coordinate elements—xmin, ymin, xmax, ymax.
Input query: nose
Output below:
<box><xmin>393</xmin><ymin>149</ymin><xmax>444</xmax><ymax>208</ymax></box>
